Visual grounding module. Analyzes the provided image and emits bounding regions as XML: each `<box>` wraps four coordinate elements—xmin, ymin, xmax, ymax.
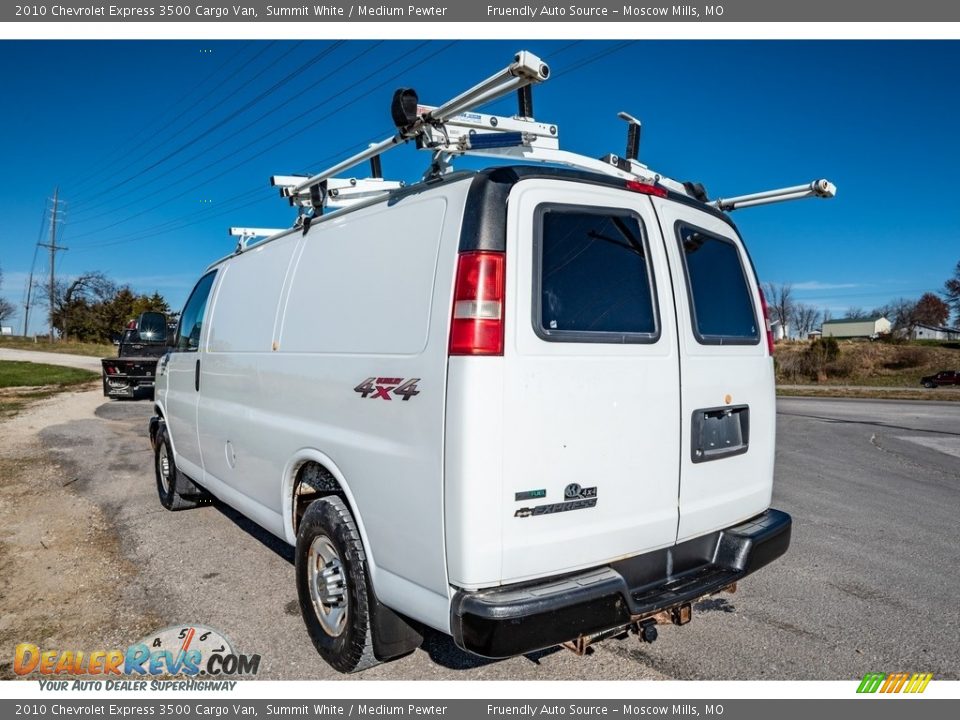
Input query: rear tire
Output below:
<box><xmin>295</xmin><ymin>496</ymin><xmax>380</xmax><ymax>673</ymax></box>
<box><xmin>154</xmin><ymin>422</ymin><xmax>210</xmax><ymax>511</ymax></box>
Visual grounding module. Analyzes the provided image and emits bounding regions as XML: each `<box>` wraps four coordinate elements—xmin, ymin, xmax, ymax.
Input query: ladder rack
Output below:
<box><xmin>229</xmin><ymin>49</ymin><xmax>837</xmax><ymax>252</ymax></box>
<box><xmin>710</xmin><ymin>179</ymin><xmax>837</xmax><ymax>211</ymax></box>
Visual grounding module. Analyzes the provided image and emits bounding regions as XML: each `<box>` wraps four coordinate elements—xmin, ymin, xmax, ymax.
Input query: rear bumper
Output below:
<box><xmin>102</xmin><ymin>373</ymin><xmax>155</xmax><ymax>397</ymax></box>
<box><xmin>450</xmin><ymin>508</ymin><xmax>791</xmax><ymax>658</ymax></box>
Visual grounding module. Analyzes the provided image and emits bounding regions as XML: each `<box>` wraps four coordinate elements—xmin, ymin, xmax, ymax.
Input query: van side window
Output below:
<box><xmin>676</xmin><ymin>224</ymin><xmax>759</xmax><ymax>344</ymax></box>
<box><xmin>534</xmin><ymin>206</ymin><xmax>659</xmax><ymax>343</ymax></box>
<box><xmin>175</xmin><ymin>271</ymin><xmax>216</xmax><ymax>352</ymax></box>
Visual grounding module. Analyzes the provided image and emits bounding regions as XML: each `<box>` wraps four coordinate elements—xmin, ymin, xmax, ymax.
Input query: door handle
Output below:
<box><xmin>194</xmin><ymin>358</ymin><xmax>200</xmax><ymax>392</ymax></box>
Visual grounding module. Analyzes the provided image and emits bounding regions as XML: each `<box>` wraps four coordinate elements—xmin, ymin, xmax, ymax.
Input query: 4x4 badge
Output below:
<box><xmin>354</xmin><ymin>377</ymin><xmax>421</xmax><ymax>401</ymax></box>
<box><xmin>564</xmin><ymin>484</ymin><xmax>597</xmax><ymax>501</ymax></box>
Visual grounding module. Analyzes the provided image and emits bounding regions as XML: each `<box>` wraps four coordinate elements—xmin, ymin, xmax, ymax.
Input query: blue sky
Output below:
<box><xmin>1</xmin><ymin>40</ymin><xmax>958</xmax><ymax>332</ymax></box>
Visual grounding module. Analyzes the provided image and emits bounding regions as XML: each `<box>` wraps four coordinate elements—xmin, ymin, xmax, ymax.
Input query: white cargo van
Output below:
<box><xmin>150</xmin><ymin>52</ymin><xmax>833</xmax><ymax>672</ymax></box>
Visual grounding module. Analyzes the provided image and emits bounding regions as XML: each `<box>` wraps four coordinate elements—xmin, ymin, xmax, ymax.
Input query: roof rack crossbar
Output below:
<box><xmin>282</xmin><ymin>51</ymin><xmax>550</xmax><ymax>198</ymax></box>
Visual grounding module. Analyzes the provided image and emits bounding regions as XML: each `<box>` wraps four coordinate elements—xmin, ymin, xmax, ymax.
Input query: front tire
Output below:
<box><xmin>295</xmin><ymin>496</ymin><xmax>379</xmax><ymax>673</ymax></box>
<box><xmin>924</xmin><ymin>381</ymin><xmax>936</xmax><ymax>388</ymax></box>
<box><xmin>154</xmin><ymin>422</ymin><xmax>210</xmax><ymax>511</ymax></box>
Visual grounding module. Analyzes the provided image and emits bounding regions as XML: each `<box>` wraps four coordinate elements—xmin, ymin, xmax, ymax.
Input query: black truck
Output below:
<box><xmin>101</xmin><ymin>311</ymin><xmax>174</xmax><ymax>399</ymax></box>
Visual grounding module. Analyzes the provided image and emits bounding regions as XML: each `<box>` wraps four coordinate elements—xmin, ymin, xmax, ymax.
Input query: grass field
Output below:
<box><xmin>0</xmin><ymin>360</ymin><xmax>99</xmax><ymax>419</ymax></box>
<box><xmin>0</xmin><ymin>336</ymin><xmax>115</xmax><ymax>358</ymax></box>
<box><xmin>775</xmin><ymin>339</ymin><xmax>960</xmax><ymax>387</ymax></box>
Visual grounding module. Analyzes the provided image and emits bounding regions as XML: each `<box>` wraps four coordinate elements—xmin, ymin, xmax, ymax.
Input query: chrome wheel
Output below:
<box><xmin>158</xmin><ymin>444</ymin><xmax>172</xmax><ymax>494</ymax></box>
<box><xmin>307</xmin><ymin>535</ymin><xmax>348</xmax><ymax>637</ymax></box>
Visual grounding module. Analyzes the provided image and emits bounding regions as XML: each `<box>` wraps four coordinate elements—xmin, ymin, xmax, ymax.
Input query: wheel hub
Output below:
<box><xmin>158</xmin><ymin>446</ymin><xmax>171</xmax><ymax>493</ymax></box>
<box><xmin>307</xmin><ymin>535</ymin><xmax>348</xmax><ymax>637</ymax></box>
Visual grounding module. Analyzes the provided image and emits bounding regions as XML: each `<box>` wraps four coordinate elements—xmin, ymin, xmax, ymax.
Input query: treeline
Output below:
<box><xmin>766</xmin><ymin>260</ymin><xmax>960</xmax><ymax>339</ymax></box>
<box><xmin>50</xmin><ymin>271</ymin><xmax>175</xmax><ymax>344</ymax></box>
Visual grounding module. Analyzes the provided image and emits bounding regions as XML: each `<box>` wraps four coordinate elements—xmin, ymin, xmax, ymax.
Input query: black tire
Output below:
<box><xmin>924</xmin><ymin>382</ymin><xmax>936</xmax><ymax>389</ymax></box>
<box><xmin>154</xmin><ymin>422</ymin><xmax>210</xmax><ymax>511</ymax></box>
<box><xmin>295</xmin><ymin>496</ymin><xmax>379</xmax><ymax>673</ymax></box>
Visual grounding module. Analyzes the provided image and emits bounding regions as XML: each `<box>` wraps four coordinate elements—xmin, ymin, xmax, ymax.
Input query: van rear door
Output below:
<box><xmin>498</xmin><ymin>179</ymin><xmax>680</xmax><ymax>583</ymax></box>
<box><xmin>651</xmin><ymin>199</ymin><xmax>775</xmax><ymax>542</ymax></box>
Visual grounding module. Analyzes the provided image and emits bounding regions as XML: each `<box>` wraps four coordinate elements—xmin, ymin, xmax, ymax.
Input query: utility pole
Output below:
<box><xmin>38</xmin><ymin>187</ymin><xmax>67</xmax><ymax>342</ymax></box>
<box><xmin>22</xmin><ymin>268</ymin><xmax>34</xmax><ymax>337</ymax></box>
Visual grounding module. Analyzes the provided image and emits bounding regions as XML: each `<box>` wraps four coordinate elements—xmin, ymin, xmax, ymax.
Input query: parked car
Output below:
<box><xmin>148</xmin><ymin>50</ymin><xmax>834</xmax><ymax>673</ymax></box>
<box><xmin>920</xmin><ymin>370</ymin><xmax>959</xmax><ymax>388</ymax></box>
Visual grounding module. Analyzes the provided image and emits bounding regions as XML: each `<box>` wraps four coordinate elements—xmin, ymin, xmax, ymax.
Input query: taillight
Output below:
<box><xmin>449</xmin><ymin>251</ymin><xmax>505</xmax><ymax>356</ymax></box>
<box><xmin>625</xmin><ymin>180</ymin><xmax>668</xmax><ymax>198</ymax></box>
<box><xmin>104</xmin><ymin>365</ymin><xmax>116</xmax><ymax>375</ymax></box>
<box><xmin>759</xmin><ymin>288</ymin><xmax>775</xmax><ymax>355</ymax></box>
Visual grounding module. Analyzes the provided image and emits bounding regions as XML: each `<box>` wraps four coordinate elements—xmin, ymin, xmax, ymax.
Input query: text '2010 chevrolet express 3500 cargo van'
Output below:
<box><xmin>148</xmin><ymin>51</ymin><xmax>836</xmax><ymax>672</ymax></box>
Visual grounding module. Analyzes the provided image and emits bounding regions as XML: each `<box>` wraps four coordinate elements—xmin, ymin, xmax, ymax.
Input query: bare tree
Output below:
<box><xmin>791</xmin><ymin>303</ymin><xmax>821</xmax><ymax>339</ymax></box>
<box><xmin>844</xmin><ymin>306</ymin><xmax>868</xmax><ymax>320</ymax></box>
<box><xmin>763</xmin><ymin>283</ymin><xmax>794</xmax><ymax>337</ymax></box>
<box><xmin>0</xmin><ymin>266</ymin><xmax>16</xmax><ymax>325</ymax></box>
<box><xmin>945</xmin><ymin>260</ymin><xmax>960</xmax><ymax>325</ymax></box>
<box><xmin>875</xmin><ymin>297</ymin><xmax>920</xmax><ymax>337</ymax></box>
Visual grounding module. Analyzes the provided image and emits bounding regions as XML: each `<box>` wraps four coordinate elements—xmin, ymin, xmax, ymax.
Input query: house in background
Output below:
<box><xmin>912</xmin><ymin>323</ymin><xmax>960</xmax><ymax>341</ymax></box>
<box><xmin>821</xmin><ymin>315</ymin><xmax>892</xmax><ymax>339</ymax></box>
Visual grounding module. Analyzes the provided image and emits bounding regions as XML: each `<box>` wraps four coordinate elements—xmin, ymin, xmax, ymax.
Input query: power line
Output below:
<box><xmin>107</xmin><ymin>42</ymin><xmax>338</xmax><ymax>192</ymax></box>
<box><xmin>67</xmin><ymin>41</ymin><xmax>379</xmax><ymax>222</ymax></box>
<box><xmin>551</xmin><ymin>41</ymin><xmax>639</xmax><ymax>80</ymax></box>
<box><xmin>66</xmin><ymin>41</ymin><xmax>452</xmax><ymax>245</ymax></box>
<box><xmin>65</xmin><ymin>42</ymin><xmax>254</xmax><ymax>198</ymax></box>
<box><xmin>68</xmin><ymin>135</ymin><xmax>388</xmax><ymax>251</ymax></box>
<box><xmin>21</xmin><ymin>207</ymin><xmax>48</xmax><ymax>336</ymax></box>
<box><xmin>67</xmin><ymin>42</ymin><xmax>338</xmax><ymax>226</ymax></box>
<box><xmin>68</xmin><ymin>41</ymin><xmax>286</xmax><ymax>207</ymax></box>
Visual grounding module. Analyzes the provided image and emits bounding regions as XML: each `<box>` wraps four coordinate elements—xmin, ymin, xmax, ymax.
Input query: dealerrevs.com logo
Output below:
<box><xmin>14</xmin><ymin>625</ymin><xmax>260</xmax><ymax>687</ymax></box>
<box><xmin>857</xmin><ymin>672</ymin><xmax>933</xmax><ymax>694</ymax></box>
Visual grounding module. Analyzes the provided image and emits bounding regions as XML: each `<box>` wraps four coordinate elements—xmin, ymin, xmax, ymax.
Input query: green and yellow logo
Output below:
<box><xmin>857</xmin><ymin>672</ymin><xmax>933</xmax><ymax>694</ymax></box>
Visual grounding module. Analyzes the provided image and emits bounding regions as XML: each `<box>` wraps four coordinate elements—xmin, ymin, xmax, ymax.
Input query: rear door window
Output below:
<box><xmin>676</xmin><ymin>223</ymin><xmax>759</xmax><ymax>344</ymax></box>
<box><xmin>534</xmin><ymin>205</ymin><xmax>659</xmax><ymax>343</ymax></box>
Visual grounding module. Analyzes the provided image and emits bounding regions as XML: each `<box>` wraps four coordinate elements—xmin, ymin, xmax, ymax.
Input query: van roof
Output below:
<box><xmin>206</xmin><ymin>164</ymin><xmax>734</xmax><ymax>271</ymax></box>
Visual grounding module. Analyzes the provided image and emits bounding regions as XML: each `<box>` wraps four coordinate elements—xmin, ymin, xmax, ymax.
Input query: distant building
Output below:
<box><xmin>807</xmin><ymin>329</ymin><xmax>822</xmax><ymax>340</ymax></box>
<box><xmin>821</xmin><ymin>315</ymin><xmax>892</xmax><ymax>339</ymax></box>
<box><xmin>0</xmin><ymin>326</ymin><xmax>12</xmax><ymax>336</ymax></box>
<box><xmin>912</xmin><ymin>323</ymin><xmax>960</xmax><ymax>341</ymax></box>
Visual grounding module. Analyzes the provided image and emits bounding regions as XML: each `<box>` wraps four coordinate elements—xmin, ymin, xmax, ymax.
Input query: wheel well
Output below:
<box><xmin>292</xmin><ymin>462</ymin><xmax>344</xmax><ymax>534</ymax></box>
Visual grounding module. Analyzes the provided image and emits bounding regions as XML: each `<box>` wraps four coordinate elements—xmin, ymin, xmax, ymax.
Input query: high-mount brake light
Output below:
<box><xmin>449</xmin><ymin>251</ymin><xmax>505</xmax><ymax>356</ymax></box>
<box><xmin>759</xmin><ymin>288</ymin><xmax>775</xmax><ymax>355</ymax></box>
<box><xmin>625</xmin><ymin>180</ymin><xmax>668</xmax><ymax>198</ymax></box>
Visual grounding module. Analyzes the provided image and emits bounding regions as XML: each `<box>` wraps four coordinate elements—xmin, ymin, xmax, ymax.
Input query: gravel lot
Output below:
<box><xmin>2</xmin><ymin>388</ymin><xmax>958</xmax><ymax>680</ymax></box>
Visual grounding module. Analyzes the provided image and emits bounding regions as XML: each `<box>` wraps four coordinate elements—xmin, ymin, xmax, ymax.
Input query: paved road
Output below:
<box><xmin>31</xmin><ymin>396</ymin><xmax>960</xmax><ymax>680</ymax></box>
<box><xmin>0</xmin><ymin>348</ymin><xmax>102</xmax><ymax>372</ymax></box>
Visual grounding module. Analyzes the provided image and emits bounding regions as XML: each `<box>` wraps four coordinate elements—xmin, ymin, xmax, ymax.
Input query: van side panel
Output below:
<box><xmin>260</xmin><ymin>189</ymin><xmax>468</xmax><ymax>631</ymax></box>
<box><xmin>198</xmin><ymin>233</ymin><xmax>301</xmax><ymax>519</ymax></box>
